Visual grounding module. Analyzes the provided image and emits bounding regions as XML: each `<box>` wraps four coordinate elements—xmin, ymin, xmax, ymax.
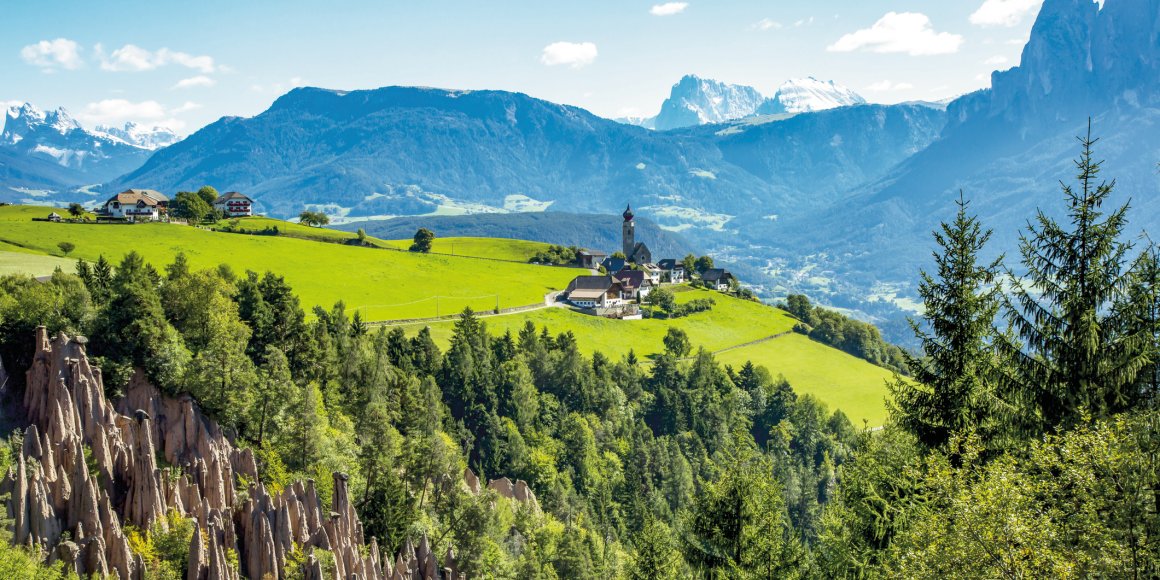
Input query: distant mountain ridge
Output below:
<box><xmin>0</xmin><ymin>103</ymin><xmax>176</xmax><ymax>199</ymax></box>
<box><xmin>622</xmin><ymin>75</ymin><xmax>866</xmax><ymax>131</ymax></box>
<box><xmin>105</xmin><ymin>86</ymin><xmax>944</xmax><ymax>230</ymax></box>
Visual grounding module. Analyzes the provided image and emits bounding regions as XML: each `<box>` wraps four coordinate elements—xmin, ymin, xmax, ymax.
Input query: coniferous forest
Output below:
<box><xmin>0</xmin><ymin>135</ymin><xmax>1157</xmax><ymax>578</ymax></box>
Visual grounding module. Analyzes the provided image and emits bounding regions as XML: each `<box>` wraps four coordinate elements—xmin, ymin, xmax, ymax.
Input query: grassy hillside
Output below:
<box><xmin>400</xmin><ymin>288</ymin><xmax>891</xmax><ymax>425</ymax></box>
<box><xmin>0</xmin><ymin>205</ymin><xmax>578</xmax><ymax>320</ymax></box>
<box><xmin>210</xmin><ymin>216</ymin><xmax>556</xmax><ymax>262</ymax></box>
<box><xmin>377</xmin><ymin>236</ymin><xmax>556</xmax><ymax>262</ymax></box>
<box><xmin>716</xmin><ymin>334</ymin><xmax>893</xmax><ymax>426</ymax></box>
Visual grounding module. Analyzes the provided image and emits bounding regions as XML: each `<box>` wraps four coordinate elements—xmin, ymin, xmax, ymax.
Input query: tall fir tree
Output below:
<box><xmin>888</xmin><ymin>194</ymin><xmax>1008</xmax><ymax>449</ymax></box>
<box><xmin>999</xmin><ymin>125</ymin><xmax>1149</xmax><ymax>432</ymax></box>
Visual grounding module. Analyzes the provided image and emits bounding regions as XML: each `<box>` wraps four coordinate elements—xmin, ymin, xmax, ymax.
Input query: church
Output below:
<box><xmin>621</xmin><ymin>204</ymin><xmax>652</xmax><ymax>264</ymax></box>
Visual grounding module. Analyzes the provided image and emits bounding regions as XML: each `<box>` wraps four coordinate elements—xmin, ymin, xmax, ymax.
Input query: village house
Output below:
<box><xmin>46</xmin><ymin>212</ymin><xmax>62</xmax><ymax>222</ymax></box>
<box><xmin>564</xmin><ymin>275</ymin><xmax>625</xmax><ymax>308</ymax></box>
<box><xmin>614</xmin><ymin>269</ymin><xmax>653</xmax><ymax>301</ymax></box>
<box><xmin>657</xmin><ymin>259</ymin><xmax>687</xmax><ymax>284</ymax></box>
<box><xmin>213</xmin><ymin>191</ymin><xmax>254</xmax><ymax>217</ymax></box>
<box><xmin>702</xmin><ymin>268</ymin><xmax>736</xmax><ymax>292</ymax></box>
<box><xmin>578</xmin><ymin>249</ymin><xmax>607</xmax><ymax>270</ymax></box>
<box><xmin>102</xmin><ymin>189</ymin><xmax>168</xmax><ymax>221</ymax></box>
<box><xmin>600</xmin><ymin>256</ymin><xmax>627</xmax><ymax>274</ymax></box>
<box><xmin>640</xmin><ymin>263</ymin><xmax>663</xmax><ymax>286</ymax></box>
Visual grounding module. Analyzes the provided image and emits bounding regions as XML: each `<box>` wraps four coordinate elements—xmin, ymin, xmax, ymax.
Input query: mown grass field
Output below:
<box><xmin>378</xmin><ymin>236</ymin><xmax>556</xmax><ymax>262</ymax></box>
<box><xmin>716</xmin><ymin>334</ymin><xmax>894</xmax><ymax>426</ymax></box>
<box><xmin>0</xmin><ymin>249</ymin><xmax>78</xmax><ymax>277</ymax></box>
<box><xmin>0</xmin><ymin>205</ymin><xmax>578</xmax><ymax>320</ymax></box>
<box><xmin>209</xmin><ymin>215</ymin><xmax>555</xmax><ymax>263</ymax></box>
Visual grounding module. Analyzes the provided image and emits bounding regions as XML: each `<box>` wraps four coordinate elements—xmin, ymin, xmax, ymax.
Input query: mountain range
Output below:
<box><xmin>0</xmin><ymin>103</ymin><xmax>177</xmax><ymax>201</ymax></box>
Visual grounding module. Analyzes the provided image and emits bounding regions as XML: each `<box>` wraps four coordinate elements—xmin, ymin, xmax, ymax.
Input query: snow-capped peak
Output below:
<box><xmin>760</xmin><ymin>77</ymin><xmax>866</xmax><ymax>115</ymax></box>
<box><xmin>3</xmin><ymin>102</ymin><xmax>83</xmax><ymax>145</ymax></box>
<box><xmin>654</xmin><ymin>75</ymin><xmax>768</xmax><ymax>130</ymax></box>
<box><xmin>93</xmin><ymin>122</ymin><xmax>180</xmax><ymax>150</ymax></box>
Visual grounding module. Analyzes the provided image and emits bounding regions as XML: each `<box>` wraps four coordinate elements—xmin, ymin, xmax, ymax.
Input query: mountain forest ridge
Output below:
<box><xmin>2</xmin><ymin>0</ymin><xmax>1159</xmax><ymax>333</ymax></box>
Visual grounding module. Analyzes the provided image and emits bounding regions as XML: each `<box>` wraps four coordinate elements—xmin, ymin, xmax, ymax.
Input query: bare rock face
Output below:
<box><xmin>4</xmin><ymin>328</ymin><xmax>391</xmax><ymax>579</ymax></box>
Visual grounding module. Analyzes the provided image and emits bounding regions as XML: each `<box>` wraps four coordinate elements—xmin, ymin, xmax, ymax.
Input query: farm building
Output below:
<box><xmin>213</xmin><ymin>191</ymin><xmax>254</xmax><ymax>217</ymax></box>
<box><xmin>102</xmin><ymin>189</ymin><xmax>168</xmax><ymax>220</ymax></box>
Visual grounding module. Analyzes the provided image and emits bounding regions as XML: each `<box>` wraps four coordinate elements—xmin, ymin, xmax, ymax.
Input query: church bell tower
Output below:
<box><xmin>622</xmin><ymin>204</ymin><xmax>635</xmax><ymax>258</ymax></box>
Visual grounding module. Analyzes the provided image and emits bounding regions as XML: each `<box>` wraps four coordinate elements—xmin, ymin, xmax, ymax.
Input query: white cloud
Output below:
<box><xmin>751</xmin><ymin>18</ymin><xmax>782</xmax><ymax>31</ymax></box>
<box><xmin>172</xmin><ymin>75</ymin><xmax>216</xmax><ymax>90</ymax></box>
<box><xmin>77</xmin><ymin>99</ymin><xmax>197</xmax><ymax>132</ymax></box>
<box><xmin>99</xmin><ymin>44</ymin><xmax>215</xmax><ymax>73</ymax></box>
<box><xmin>649</xmin><ymin>2</ymin><xmax>688</xmax><ymax>16</ymax></box>
<box><xmin>794</xmin><ymin>17</ymin><xmax>815</xmax><ymax>27</ymax></box>
<box><xmin>984</xmin><ymin>55</ymin><xmax>1010</xmax><ymax>65</ymax></box>
<box><xmin>828</xmin><ymin>12</ymin><xmax>964</xmax><ymax>56</ymax></box>
<box><xmin>20</xmin><ymin>38</ymin><xmax>83</xmax><ymax>71</ymax></box>
<box><xmin>970</xmin><ymin>0</ymin><xmax>1043</xmax><ymax>27</ymax></box>
<box><xmin>540</xmin><ymin>42</ymin><xmax>598</xmax><ymax>68</ymax></box>
<box><xmin>865</xmin><ymin>80</ymin><xmax>915</xmax><ymax>92</ymax></box>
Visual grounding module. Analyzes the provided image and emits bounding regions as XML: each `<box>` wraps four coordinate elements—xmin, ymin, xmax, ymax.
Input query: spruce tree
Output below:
<box><xmin>1121</xmin><ymin>244</ymin><xmax>1160</xmax><ymax>406</ymax></box>
<box><xmin>888</xmin><ymin>194</ymin><xmax>1007</xmax><ymax>449</ymax></box>
<box><xmin>999</xmin><ymin>125</ymin><xmax>1149</xmax><ymax>432</ymax></box>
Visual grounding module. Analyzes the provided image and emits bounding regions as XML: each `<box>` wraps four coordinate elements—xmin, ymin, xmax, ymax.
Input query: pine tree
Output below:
<box><xmin>999</xmin><ymin>125</ymin><xmax>1149</xmax><ymax>432</ymax></box>
<box><xmin>888</xmin><ymin>194</ymin><xmax>1007</xmax><ymax>449</ymax></box>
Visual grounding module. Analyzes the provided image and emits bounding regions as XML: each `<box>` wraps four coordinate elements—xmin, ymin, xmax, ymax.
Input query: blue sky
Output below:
<box><xmin>1</xmin><ymin>0</ymin><xmax>1047</xmax><ymax>134</ymax></box>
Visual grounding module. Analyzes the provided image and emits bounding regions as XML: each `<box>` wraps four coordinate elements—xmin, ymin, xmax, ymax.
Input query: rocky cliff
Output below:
<box><xmin>1</xmin><ymin>328</ymin><xmax>465</xmax><ymax>579</ymax></box>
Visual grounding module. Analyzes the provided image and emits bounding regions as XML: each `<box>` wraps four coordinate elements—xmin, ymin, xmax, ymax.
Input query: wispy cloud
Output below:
<box><xmin>828</xmin><ymin>12</ymin><xmax>964</xmax><ymax>56</ymax></box>
<box><xmin>540</xmin><ymin>42</ymin><xmax>598</xmax><ymax>68</ymax></box>
<box><xmin>650</xmin><ymin>2</ymin><xmax>688</xmax><ymax>16</ymax></box>
<box><xmin>20</xmin><ymin>39</ymin><xmax>83</xmax><ymax>72</ymax></box>
<box><xmin>172</xmin><ymin>75</ymin><xmax>216</xmax><ymax>90</ymax></box>
<box><xmin>77</xmin><ymin>99</ymin><xmax>198</xmax><ymax>132</ymax></box>
<box><xmin>970</xmin><ymin>0</ymin><xmax>1043</xmax><ymax>27</ymax></box>
<box><xmin>751</xmin><ymin>18</ymin><xmax>782</xmax><ymax>31</ymax></box>
<box><xmin>984</xmin><ymin>55</ymin><xmax>1010</xmax><ymax>65</ymax></box>
<box><xmin>865</xmin><ymin>80</ymin><xmax>915</xmax><ymax>92</ymax></box>
<box><xmin>794</xmin><ymin>17</ymin><xmax>815</xmax><ymax>27</ymax></box>
<box><xmin>98</xmin><ymin>44</ymin><xmax>215</xmax><ymax>73</ymax></box>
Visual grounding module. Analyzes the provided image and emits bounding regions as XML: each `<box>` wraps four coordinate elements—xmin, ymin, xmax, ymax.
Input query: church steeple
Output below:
<box><xmin>622</xmin><ymin>203</ymin><xmax>635</xmax><ymax>258</ymax></box>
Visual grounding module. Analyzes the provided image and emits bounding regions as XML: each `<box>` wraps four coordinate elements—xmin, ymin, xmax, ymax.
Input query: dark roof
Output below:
<box><xmin>214</xmin><ymin>191</ymin><xmax>252</xmax><ymax>203</ymax></box>
<box><xmin>657</xmin><ymin>259</ymin><xmax>684</xmax><ymax>270</ymax></box>
<box><xmin>623</xmin><ymin>204</ymin><xmax>634</xmax><ymax>222</ymax></box>
<box><xmin>600</xmin><ymin>257</ymin><xmax>627</xmax><ymax>272</ymax></box>
<box><xmin>702</xmin><ymin>268</ymin><xmax>732</xmax><ymax>282</ymax></box>
<box><xmin>567</xmin><ymin>275</ymin><xmax>614</xmax><ymax>293</ymax></box>
<box><xmin>578</xmin><ymin>249</ymin><xmax>607</xmax><ymax>258</ymax></box>
<box><xmin>614</xmin><ymin>269</ymin><xmax>650</xmax><ymax>289</ymax></box>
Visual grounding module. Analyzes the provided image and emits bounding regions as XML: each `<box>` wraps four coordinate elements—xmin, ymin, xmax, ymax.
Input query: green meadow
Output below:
<box><xmin>210</xmin><ymin>215</ymin><xmax>556</xmax><ymax>263</ymax></box>
<box><xmin>0</xmin><ymin>205</ymin><xmax>577</xmax><ymax>320</ymax></box>
<box><xmin>401</xmin><ymin>288</ymin><xmax>891</xmax><ymax>425</ymax></box>
<box><xmin>716</xmin><ymin>334</ymin><xmax>894</xmax><ymax>426</ymax></box>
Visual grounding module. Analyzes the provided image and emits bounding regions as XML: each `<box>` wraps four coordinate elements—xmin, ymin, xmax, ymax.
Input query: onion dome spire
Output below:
<box><xmin>623</xmin><ymin>204</ymin><xmax>634</xmax><ymax>221</ymax></box>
